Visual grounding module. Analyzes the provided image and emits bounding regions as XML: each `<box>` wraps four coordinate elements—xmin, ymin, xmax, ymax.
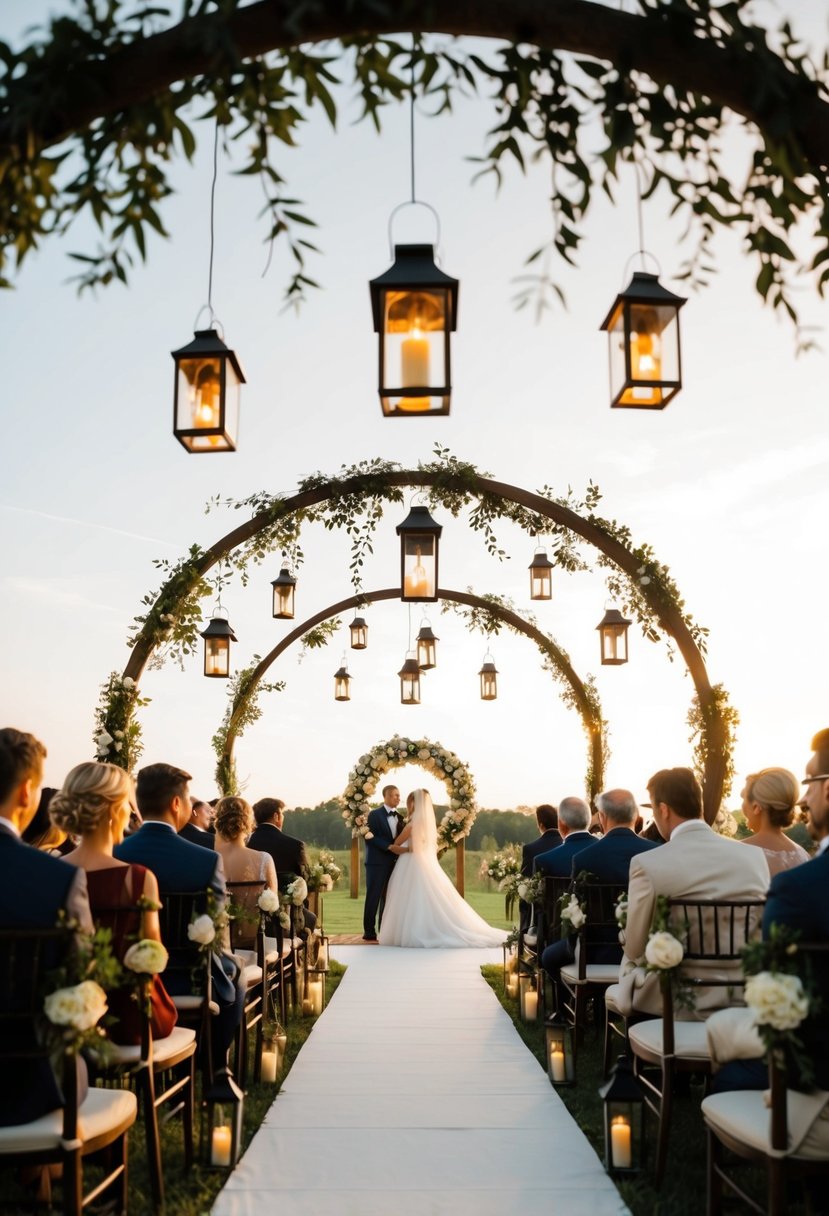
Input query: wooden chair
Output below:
<box><xmin>628</xmin><ymin>897</ymin><xmax>766</xmax><ymax>1188</ymax></box>
<box><xmin>557</xmin><ymin>880</ymin><xmax>623</xmax><ymax>1062</ymax></box>
<box><xmin>227</xmin><ymin>879</ymin><xmax>281</xmax><ymax>1083</ymax></box>
<box><xmin>157</xmin><ymin>890</ymin><xmax>217</xmax><ymax>1088</ymax></box>
<box><xmin>537</xmin><ymin>875</ymin><xmax>572</xmax><ymax>1017</ymax></box>
<box><xmin>702</xmin><ymin>942</ymin><xmax>829</xmax><ymax>1216</ymax></box>
<box><xmin>91</xmin><ymin>903</ymin><xmax>197</xmax><ymax>1213</ymax></box>
<box><xmin>0</xmin><ymin>926</ymin><xmax>137</xmax><ymax>1216</ymax></box>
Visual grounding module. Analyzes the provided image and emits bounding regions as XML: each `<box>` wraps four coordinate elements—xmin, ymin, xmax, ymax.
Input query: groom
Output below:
<box><xmin>363</xmin><ymin>784</ymin><xmax>406</xmax><ymax>941</ymax></box>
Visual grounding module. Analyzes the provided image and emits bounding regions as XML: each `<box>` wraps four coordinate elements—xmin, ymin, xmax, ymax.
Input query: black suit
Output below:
<box><xmin>519</xmin><ymin>829</ymin><xmax>563</xmax><ymax>931</ymax></box>
<box><xmin>178</xmin><ymin>822</ymin><xmax>215</xmax><ymax>849</ymax></box>
<box><xmin>248</xmin><ymin>822</ymin><xmax>315</xmax><ymax>931</ymax></box>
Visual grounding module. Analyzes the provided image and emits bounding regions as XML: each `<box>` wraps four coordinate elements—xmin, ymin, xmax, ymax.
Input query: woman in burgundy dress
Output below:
<box><xmin>50</xmin><ymin>761</ymin><xmax>176</xmax><ymax>1045</ymax></box>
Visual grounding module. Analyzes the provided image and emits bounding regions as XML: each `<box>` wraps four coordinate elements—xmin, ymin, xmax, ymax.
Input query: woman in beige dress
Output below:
<box><xmin>214</xmin><ymin>796</ymin><xmax>278</xmax><ymax>949</ymax></box>
<box><xmin>740</xmin><ymin>767</ymin><xmax>810</xmax><ymax>877</ymax></box>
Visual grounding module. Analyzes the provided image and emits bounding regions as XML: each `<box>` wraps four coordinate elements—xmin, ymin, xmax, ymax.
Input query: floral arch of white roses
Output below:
<box><xmin>342</xmin><ymin>736</ymin><xmax>477</xmax><ymax>853</ymax></box>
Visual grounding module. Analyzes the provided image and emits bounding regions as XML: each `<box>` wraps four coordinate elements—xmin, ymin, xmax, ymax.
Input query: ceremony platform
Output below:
<box><xmin>213</xmin><ymin>945</ymin><xmax>629</xmax><ymax>1215</ymax></box>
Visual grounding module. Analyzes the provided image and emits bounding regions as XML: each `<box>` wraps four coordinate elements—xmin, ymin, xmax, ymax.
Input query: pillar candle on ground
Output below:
<box><xmin>211</xmin><ymin>1126</ymin><xmax>232</xmax><ymax>1167</ymax></box>
<box><xmin>610</xmin><ymin>1116</ymin><xmax>632</xmax><ymax>1169</ymax></box>
<box><xmin>261</xmin><ymin>1051</ymin><xmax>277</xmax><ymax>1083</ymax></box>
<box><xmin>550</xmin><ymin>1049</ymin><xmax>566</xmax><ymax>1083</ymax></box>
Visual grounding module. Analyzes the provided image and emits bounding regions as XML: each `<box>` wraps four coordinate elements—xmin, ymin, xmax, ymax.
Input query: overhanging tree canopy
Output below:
<box><xmin>2</xmin><ymin>0</ymin><xmax>829</xmax><ymax>324</ymax></box>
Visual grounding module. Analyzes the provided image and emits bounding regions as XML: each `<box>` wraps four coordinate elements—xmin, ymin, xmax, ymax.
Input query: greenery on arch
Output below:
<box><xmin>211</xmin><ymin>659</ymin><xmax>285</xmax><ymax>795</ymax></box>
<box><xmin>343</xmin><ymin>736</ymin><xmax>477</xmax><ymax>853</ymax></box>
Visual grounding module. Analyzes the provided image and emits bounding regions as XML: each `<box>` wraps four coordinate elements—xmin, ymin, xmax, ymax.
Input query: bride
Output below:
<box><xmin>378</xmin><ymin>789</ymin><xmax>506</xmax><ymax>948</ymax></box>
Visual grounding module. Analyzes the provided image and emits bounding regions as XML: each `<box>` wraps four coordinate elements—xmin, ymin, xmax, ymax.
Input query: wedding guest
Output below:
<box><xmin>50</xmin><ymin>761</ymin><xmax>177</xmax><ymax>1045</ymax></box>
<box><xmin>533</xmin><ymin>797</ymin><xmax>594</xmax><ymax>877</ymax></box>
<box><xmin>610</xmin><ymin>767</ymin><xmax>769</xmax><ymax>1017</ymax></box>
<box><xmin>249</xmin><ymin>796</ymin><xmax>316</xmax><ymax>932</ymax></box>
<box><xmin>519</xmin><ymin>804</ymin><xmax>562</xmax><ymax>932</ymax></box>
<box><xmin>0</xmin><ymin>728</ymin><xmax>93</xmax><ymax>1127</ymax></box>
<box><xmin>21</xmin><ymin>786</ymin><xmax>72</xmax><ymax>854</ymax></box>
<box><xmin>178</xmin><ymin>796</ymin><xmax>215</xmax><ymax>849</ymax></box>
<box><xmin>214</xmin><ymin>796</ymin><xmax>278</xmax><ymax>949</ymax></box>
<box><xmin>739</xmin><ymin>767</ymin><xmax>810</xmax><ymax>877</ymax></box>
<box><xmin>115</xmin><ymin>763</ymin><xmax>245</xmax><ymax>1066</ymax></box>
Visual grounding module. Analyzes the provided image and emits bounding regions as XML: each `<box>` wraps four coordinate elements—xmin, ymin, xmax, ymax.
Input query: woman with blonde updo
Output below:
<box><xmin>214</xmin><ymin>796</ymin><xmax>278</xmax><ymax>949</ymax></box>
<box><xmin>51</xmin><ymin>761</ymin><xmax>177</xmax><ymax>1044</ymax></box>
<box><xmin>740</xmin><ymin>767</ymin><xmax>810</xmax><ymax>877</ymax></box>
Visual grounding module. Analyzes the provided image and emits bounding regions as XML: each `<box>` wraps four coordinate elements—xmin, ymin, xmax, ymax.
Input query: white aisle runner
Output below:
<box><xmin>213</xmin><ymin>945</ymin><xmax>629</xmax><ymax>1216</ymax></box>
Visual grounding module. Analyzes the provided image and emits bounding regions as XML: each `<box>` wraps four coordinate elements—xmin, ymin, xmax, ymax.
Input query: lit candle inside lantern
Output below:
<box><xmin>630</xmin><ymin>320</ymin><xmax>661</xmax><ymax>404</ymax></box>
<box><xmin>308</xmin><ymin>978</ymin><xmax>324</xmax><ymax>1015</ymax></box>
<box><xmin>506</xmin><ymin>974</ymin><xmax>518</xmax><ymax>998</ymax></box>
<box><xmin>610</xmin><ymin>1115</ymin><xmax>632</xmax><ymax>1169</ymax></box>
<box><xmin>550</xmin><ymin>1048</ymin><xmax>566</xmax><ymax>1083</ymax></box>
<box><xmin>523</xmin><ymin>989</ymin><xmax>538</xmax><ymax>1021</ymax></box>
<box><xmin>302</xmin><ymin>998</ymin><xmax>312</xmax><ymax>1016</ymax></box>
<box><xmin>401</xmin><ymin>326</ymin><xmax>430</xmax><ymax>385</ymax></box>
<box><xmin>261</xmin><ymin>1050</ymin><xmax>277</xmax><ymax>1083</ymax></box>
<box><xmin>192</xmin><ymin>366</ymin><xmax>221</xmax><ymax>427</ymax></box>
<box><xmin>404</xmin><ymin>546</ymin><xmax>428</xmax><ymax>597</ymax></box>
<box><xmin>211</xmin><ymin>1125</ymin><xmax>232</xmax><ymax>1167</ymax></box>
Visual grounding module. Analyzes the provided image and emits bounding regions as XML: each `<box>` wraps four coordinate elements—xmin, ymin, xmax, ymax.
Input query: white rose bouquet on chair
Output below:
<box><xmin>742</xmin><ymin>925</ymin><xmax>816</xmax><ymax>1088</ymax></box>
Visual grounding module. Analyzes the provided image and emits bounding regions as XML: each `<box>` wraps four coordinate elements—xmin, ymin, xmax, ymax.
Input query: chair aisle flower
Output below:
<box><xmin>123</xmin><ymin>939</ymin><xmax>169</xmax><ymax>975</ymax></box>
<box><xmin>45</xmin><ymin>980</ymin><xmax>108</xmax><ymax>1033</ymax></box>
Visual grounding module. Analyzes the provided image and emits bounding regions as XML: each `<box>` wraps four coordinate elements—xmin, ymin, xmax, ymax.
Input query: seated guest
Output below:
<box><xmin>709</xmin><ymin>729</ymin><xmax>829</xmax><ymax>1104</ymax></box>
<box><xmin>533</xmin><ymin>797</ymin><xmax>594</xmax><ymax>877</ymax></box>
<box><xmin>115</xmin><ymin>763</ymin><xmax>245</xmax><ymax>1067</ymax></box>
<box><xmin>50</xmin><ymin>761</ymin><xmax>177</xmax><ymax>1045</ymax></box>
<box><xmin>612</xmin><ymin>766</ymin><xmax>769</xmax><ymax>1017</ymax></box>
<box><xmin>214</xmin><ymin>796</ymin><xmax>278</xmax><ymax>949</ymax></box>
<box><xmin>21</xmin><ymin>786</ymin><xmax>72</xmax><ymax>854</ymax></box>
<box><xmin>179</xmin><ymin>797</ymin><xmax>215</xmax><ymax>849</ymax></box>
<box><xmin>0</xmin><ymin>728</ymin><xmax>93</xmax><ymax>1127</ymax></box>
<box><xmin>519</xmin><ymin>804</ymin><xmax>562</xmax><ymax>932</ymax></box>
<box><xmin>739</xmin><ymin>767</ymin><xmax>810</xmax><ymax>877</ymax></box>
<box><xmin>249</xmin><ymin>796</ymin><xmax>316</xmax><ymax>931</ymax></box>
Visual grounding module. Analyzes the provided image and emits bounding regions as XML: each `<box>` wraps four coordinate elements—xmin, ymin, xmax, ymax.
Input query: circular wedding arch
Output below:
<box><xmin>109</xmin><ymin>460</ymin><xmax>731</xmax><ymax>822</ymax></box>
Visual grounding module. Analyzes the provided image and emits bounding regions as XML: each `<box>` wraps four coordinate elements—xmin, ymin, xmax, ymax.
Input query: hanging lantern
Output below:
<box><xmin>398</xmin><ymin>652</ymin><xmax>421</xmax><ymax>705</ymax></box>
<box><xmin>200</xmin><ymin>609</ymin><xmax>237</xmax><ymax>678</ymax></box>
<box><xmin>205</xmin><ymin>1069</ymin><xmax>244</xmax><ymax>1169</ymax></box>
<box><xmin>349</xmin><ymin>615</ymin><xmax>368</xmax><ymax>650</ymax></box>
<box><xmin>369</xmin><ymin>244</ymin><xmax>459</xmax><ymax>417</ymax></box>
<box><xmin>271</xmin><ymin>568</ymin><xmax>296</xmax><ymax>620</ymax></box>
<box><xmin>396</xmin><ymin>504</ymin><xmax>442</xmax><ymax>601</ymax></box>
<box><xmin>598</xmin><ymin>1056</ymin><xmax>645</xmax><ymax>1174</ymax></box>
<box><xmin>479</xmin><ymin>653</ymin><xmax>498</xmax><ymax>701</ymax></box>
<box><xmin>416</xmin><ymin>620</ymin><xmax>439</xmax><ymax>670</ymax></box>
<box><xmin>545</xmin><ymin>1021</ymin><xmax>575</xmax><ymax>1087</ymax></box>
<box><xmin>172</xmin><ymin>328</ymin><xmax>245</xmax><ymax>452</ymax></box>
<box><xmin>333</xmin><ymin>660</ymin><xmax>352</xmax><ymax>702</ymax></box>
<box><xmin>529</xmin><ymin>547</ymin><xmax>554</xmax><ymax>601</ymax></box>
<box><xmin>596</xmin><ymin>607</ymin><xmax>632</xmax><ymax>666</ymax></box>
<box><xmin>600</xmin><ymin>271</ymin><xmax>685</xmax><ymax>410</ymax></box>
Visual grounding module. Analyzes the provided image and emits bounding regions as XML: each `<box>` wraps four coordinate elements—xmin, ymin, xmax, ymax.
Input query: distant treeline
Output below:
<box><xmin>281</xmin><ymin>801</ymin><xmax>538</xmax><ymax>851</ymax></box>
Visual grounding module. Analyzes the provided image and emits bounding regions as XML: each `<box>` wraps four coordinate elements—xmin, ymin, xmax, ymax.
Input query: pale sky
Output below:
<box><xmin>1</xmin><ymin>0</ymin><xmax>827</xmax><ymax>812</ymax></box>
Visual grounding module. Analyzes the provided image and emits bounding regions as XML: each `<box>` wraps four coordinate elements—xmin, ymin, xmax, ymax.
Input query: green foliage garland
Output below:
<box><xmin>211</xmin><ymin>658</ymin><xmax>285</xmax><ymax>795</ymax></box>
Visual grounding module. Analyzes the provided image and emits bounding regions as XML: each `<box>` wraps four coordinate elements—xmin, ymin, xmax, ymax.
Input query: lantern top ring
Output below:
<box><xmin>620</xmin><ymin>248</ymin><xmax>661</xmax><ymax>283</ymax></box>
<box><xmin>193</xmin><ymin>302</ymin><xmax>224</xmax><ymax>337</ymax></box>
<box><xmin>387</xmin><ymin>199</ymin><xmax>442</xmax><ymax>259</ymax></box>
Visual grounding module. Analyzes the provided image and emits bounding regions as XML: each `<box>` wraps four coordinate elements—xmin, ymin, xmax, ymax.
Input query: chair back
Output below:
<box><xmin>157</xmin><ymin>889</ymin><xmax>212</xmax><ymax>994</ymax></box>
<box><xmin>226</xmin><ymin>879</ymin><xmax>267</xmax><ymax>954</ymax></box>
<box><xmin>570</xmin><ymin>880</ymin><xmax>625</xmax><ymax>979</ymax></box>
<box><xmin>540</xmin><ymin>875</ymin><xmax>573</xmax><ymax>949</ymax></box>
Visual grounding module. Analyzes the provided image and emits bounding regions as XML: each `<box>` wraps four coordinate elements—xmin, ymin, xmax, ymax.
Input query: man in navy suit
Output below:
<box><xmin>249</xmin><ymin>797</ymin><xmax>316</xmax><ymax>931</ymax></box>
<box><xmin>0</xmin><ymin>728</ymin><xmax>94</xmax><ymax>1127</ymax></box>
<box><xmin>519</xmin><ymin>804</ymin><xmax>562</xmax><ymax>932</ymax></box>
<box><xmin>363</xmin><ymin>785</ymin><xmax>406</xmax><ymax>941</ymax></box>
<box><xmin>533</xmin><ymin>796</ymin><xmax>593</xmax><ymax>878</ymax></box>
<box><xmin>115</xmin><ymin>763</ymin><xmax>245</xmax><ymax>1067</ymax></box>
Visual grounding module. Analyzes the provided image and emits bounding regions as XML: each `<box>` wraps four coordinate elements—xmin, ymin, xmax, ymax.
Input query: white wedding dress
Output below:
<box><xmin>378</xmin><ymin>790</ymin><xmax>506</xmax><ymax>948</ymax></box>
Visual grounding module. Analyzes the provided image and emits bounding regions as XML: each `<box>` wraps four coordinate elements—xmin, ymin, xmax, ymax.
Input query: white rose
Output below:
<box><xmin>114</xmin><ymin>730</ymin><xmax>125</xmax><ymax>739</ymax></box>
<box><xmin>289</xmin><ymin>878</ymin><xmax>308</xmax><ymax>905</ymax></box>
<box><xmin>258</xmin><ymin>889</ymin><xmax>280</xmax><ymax>914</ymax></box>
<box><xmin>45</xmin><ymin>981</ymin><xmax>108</xmax><ymax>1032</ymax></box>
<box><xmin>113</xmin><ymin>742</ymin><xmax>123</xmax><ymax>752</ymax></box>
<box><xmin>645</xmin><ymin>930</ymin><xmax>684</xmax><ymax>970</ymax></box>
<box><xmin>121</xmin><ymin>676</ymin><xmax>135</xmax><ymax>689</ymax></box>
<box><xmin>745</xmin><ymin>971</ymin><xmax>809</xmax><ymax>1031</ymax></box>
<box><xmin>279</xmin><ymin>911</ymin><xmax>290</xmax><ymax>929</ymax></box>
<box><xmin>187</xmin><ymin>914</ymin><xmax>216</xmax><ymax>945</ymax></box>
<box><xmin>418</xmin><ymin>748</ymin><xmax>430</xmax><ymax>759</ymax></box>
<box><xmin>363</xmin><ymin>782</ymin><xmax>373</xmax><ymax>793</ymax></box>
<box><xmin>123</xmin><ymin>939</ymin><xmax>169</xmax><ymax>975</ymax></box>
<box><xmin>615</xmin><ymin>899</ymin><xmax>628</xmax><ymax>925</ymax></box>
<box><xmin>517</xmin><ymin>882</ymin><xmax>530</xmax><ymax>901</ymax></box>
<box><xmin>96</xmin><ymin>731</ymin><xmax>113</xmax><ymax>749</ymax></box>
<box><xmin>321</xmin><ymin>875</ymin><xmax>334</xmax><ymax>890</ymax></box>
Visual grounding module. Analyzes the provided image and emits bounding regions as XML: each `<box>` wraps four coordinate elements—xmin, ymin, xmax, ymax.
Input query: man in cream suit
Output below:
<box><xmin>611</xmin><ymin>766</ymin><xmax>769</xmax><ymax>1016</ymax></box>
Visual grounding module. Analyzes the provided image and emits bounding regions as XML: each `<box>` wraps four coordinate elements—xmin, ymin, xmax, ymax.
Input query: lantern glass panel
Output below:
<box><xmin>604</xmin><ymin>1101</ymin><xmax>644</xmax><ymax>1173</ymax></box>
<box><xmin>417</xmin><ymin>630</ymin><xmax>437</xmax><ymax>670</ymax></box>
<box><xmin>480</xmin><ymin>666</ymin><xmax>498</xmax><ymax>701</ymax></box>
<box><xmin>381</xmin><ymin>289</ymin><xmax>450</xmax><ymax>416</ymax></box>
<box><xmin>545</xmin><ymin>1023</ymin><xmax>575</xmax><ymax>1085</ymax></box>
<box><xmin>204</xmin><ymin>636</ymin><xmax>230</xmax><ymax>678</ymax></box>
<box><xmin>334</xmin><ymin>671</ymin><xmax>351</xmax><ymax>701</ymax></box>
<box><xmin>175</xmin><ymin>356</ymin><xmax>240</xmax><ymax>452</ymax></box>
<box><xmin>530</xmin><ymin>568</ymin><xmax>552</xmax><ymax>600</ymax></box>
<box><xmin>273</xmin><ymin>584</ymin><xmax>295</xmax><ymax>619</ymax></box>
<box><xmin>350</xmin><ymin>618</ymin><xmax>368</xmax><ymax>649</ymax></box>
<box><xmin>608</xmin><ymin>301</ymin><xmax>681</xmax><ymax>410</ymax></box>
<box><xmin>402</xmin><ymin>535</ymin><xmax>437</xmax><ymax>600</ymax></box>
<box><xmin>399</xmin><ymin>657</ymin><xmax>421</xmax><ymax>705</ymax></box>
<box><xmin>601</xmin><ymin>625</ymin><xmax>628</xmax><ymax>665</ymax></box>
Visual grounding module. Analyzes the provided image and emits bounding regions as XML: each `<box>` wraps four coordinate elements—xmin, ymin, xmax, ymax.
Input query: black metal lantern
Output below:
<box><xmin>529</xmin><ymin>547</ymin><xmax>554</xmax><ymax>601</ymax></box>
<box><xmin>479</xmin><ymin>653</ymin><xmax>498</xmax><ymax>701</ymax></box>
<box><xmin>333</xmin><ymin>660</ymin><xmax>352</xmax><ymax>702</ymax></box>
<box><xmin>416</xmin><ymin>620</ymin><xmax>439</xmax><ymax>670</ymax></box>
<box><xmin>545</xmin><ymin>1021</ymin><xmax>575</xmax><ymax>1086</ymax></box>
<box><xmin>369</xmin><ymin>243</ymin><xmax>459</xmax><ymax>417</ymax></box>
<box><xmin>396</xmin><ymin>504</ymin><xmax>442</xmax><ymax>601</ymax></box>
<box><xmin>271</xmin><ymin>568</ymin><xmax>296</xmax><ymax>619</ymax></box>
<box><xmin>598</xmin><ymin>1056</ymin><xmax>645</xmax><ymax>1175</ymax></box>
<box><xmin>596</xmin><ymin>607</ymin><xmax>632</xmax><ymax>666</ymax></box>
<box><xmin>398</xmin><ymin>652</ymin><xmax>421</xmax><ymax>705</ymax></box>
<box><xmin>172</xmin><ymin>328</ymin><xmax>245</xmax><ymax>452</ymax></box>
<box><xmin>205</xmin><ymin>1068</ymin><xmax>244</xmax><ymax>1169</ymax></box>
<box><xmin>503</xmin><ymin>938</ymin><xmax>518</xmax><ymax>990</ymax></box>
<box><xmin>200</xmin><ymin>609</ymin><xmax>237</xmax><ymax>678</ymax></box>
<box><xmin>349</xmin><ymin>615</ymin><xmax>368</xmax><ymax>650</ymax></box>
<box><xmin>600</xmin><ymin>272</ymin><xmax>686</xmax><ymax>410</ymax></box>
